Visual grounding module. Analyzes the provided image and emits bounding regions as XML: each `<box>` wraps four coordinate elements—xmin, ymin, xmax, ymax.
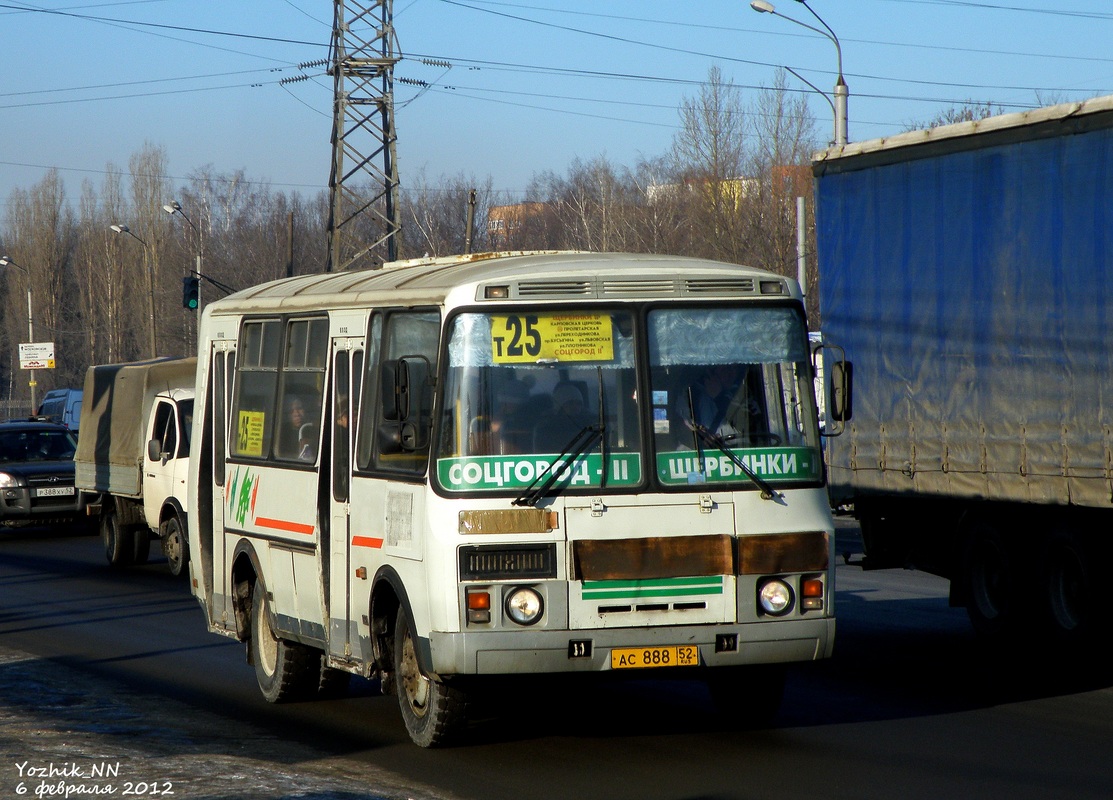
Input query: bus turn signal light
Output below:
<box><xmin>467</xmin><ymin>589</ymin><xmax>492</xmax><ymax>624</ymax></box>
<box><xmin>802</xmin><ymin>577</ymin><xmax>824</xmax><ymax>611</ymax></box>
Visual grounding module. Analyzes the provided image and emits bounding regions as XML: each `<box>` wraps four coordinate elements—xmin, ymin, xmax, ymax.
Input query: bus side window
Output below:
<box><xmin>368</xmin><ymin>310</ymin><xmax>439</xmax><ymax>475</ymax></box>
<box><xmin>275</xmin><ymin>318</ymin><xmax>329</xmax><ymax>462</ymax></box>
<box><xmin>356</xmin><ymin>314</ymin><xmax>384</xmax><ymax>470</ymax></box>
<box><xmin>232</xmin><ymin>319</ymin><xmax>282</xmax><ymax>458</ymax></box>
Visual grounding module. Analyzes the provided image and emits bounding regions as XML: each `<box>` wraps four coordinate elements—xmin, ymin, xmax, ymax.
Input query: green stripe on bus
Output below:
<box><xmin>581</xmin><ymin>576</ymin><xmax>724</xmax><ymax>600</ymax></box>
<box><xmin>582</xmin><ymin>586</ymin><xmax>724</xmax><ymax>600</ymax></box>
<box><xmin>582</xmin><ymin>576</ymin><xmax>724</xmax><ymax>590</ymax></box>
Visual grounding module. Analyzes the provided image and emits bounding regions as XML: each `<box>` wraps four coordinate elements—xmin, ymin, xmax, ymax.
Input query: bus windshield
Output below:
<box><xmin>436</xmin><ymin>310</ymin><xmax>641</xmax><ymax>494</ymax></box>
<box><xmin>434</xmin><ymin>305</ymin><xmax>821</xmax><ymax>495</ymax></box>
<box><xmin>648</xmin><ymin>305</ymin><xmax>822</xmax><ymax>488</ymax></box>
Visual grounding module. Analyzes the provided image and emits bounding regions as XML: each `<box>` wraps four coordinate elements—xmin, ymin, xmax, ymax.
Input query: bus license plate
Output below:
<box><xmin>611</xmin><ymin>645</ymin><xmax>699</xmax><ymax>670</ymax></box>
<box><xmin>35</xmin><ymin>486</ymin><xmax>74</xmax><ymax>497</ymax></box>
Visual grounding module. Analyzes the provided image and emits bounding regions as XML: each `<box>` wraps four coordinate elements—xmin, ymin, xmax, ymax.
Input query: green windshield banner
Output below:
<box><xmin>438</xmin><ymin>452</ymin><xmax>642</xmax><ymax>492</ymax></box>
<box><xmin>656</xmin><ymin>446</ymin><xmax>821</xmax><ymax>486</ymax></box>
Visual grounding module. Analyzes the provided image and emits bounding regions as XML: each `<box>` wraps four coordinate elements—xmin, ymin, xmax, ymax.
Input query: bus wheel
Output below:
<box><xmin>101</xmin><ymin>508</ymin><xmax>135</xmax><ymax>567</ymax></box>
<box><xmin>317</xmin><ymin>661</ymin><xmax>352</xmax><ymax>699</ymax></box>
<box><xmin>160</xmin><ymin>514</ymin><xmax>189</xmax><ymax>577</ymax></box>
<box><xmin>394</xmin><ymin>609</ymin><xmax>466</xmax><ymax>747</ymax></box>
<box><xmin>251</xmin><ymin>588</ymin><xmax>314</xmax><ymax>703</ymax></box>
<box><xmin>707</xmin><ymin>664</ymin><xmax>785</xmax><ymax>728</ymax></box>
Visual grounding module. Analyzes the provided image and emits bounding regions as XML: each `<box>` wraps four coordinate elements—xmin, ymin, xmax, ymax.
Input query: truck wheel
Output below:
<box><xmin>250</xmin><ymin>587</ymin><xmax>315</xmax><ymax>703</ymax></box>
<box><xmin>133</xmin><ymin>528</ymin><xmax>151</xmax><ymax>565</ymax></box>
<box><xmin>394</xmin><ymin>608</ymin><xmax>466</xmax><ymax>747</ymax></box>
<box><xmin>101</xmin><ymin>508</ymin><xmax>136</xmax><ymax>567</ymax></box>
<box><xmin>160</xmin><ymin>514</ymin><xmax>189</xmax><ymax>577</ymax></box>
<box><xmin>707</xmin><ymin>664</ymin><xmax>786</xmax><ymax>728</ymax></box>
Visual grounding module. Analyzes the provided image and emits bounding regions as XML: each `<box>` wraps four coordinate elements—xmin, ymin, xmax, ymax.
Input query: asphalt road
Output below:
<box><xmin>2</xmin><ymin>522</ymin><xmax>1113</xmax><ymax>800</ymax></box>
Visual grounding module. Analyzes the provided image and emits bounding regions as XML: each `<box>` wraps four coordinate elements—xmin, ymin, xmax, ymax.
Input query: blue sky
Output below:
<box><xmin>2</xmin><ymin>0</ymin><xmax>1112</xmax><ymax>209</ymax></box>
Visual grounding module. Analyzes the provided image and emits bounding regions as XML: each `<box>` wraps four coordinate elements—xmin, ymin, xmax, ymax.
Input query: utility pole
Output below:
<box><xmin>327</xmin><ymin>0</ymin><xmax>402</xmax><ymax>271</ymax></box>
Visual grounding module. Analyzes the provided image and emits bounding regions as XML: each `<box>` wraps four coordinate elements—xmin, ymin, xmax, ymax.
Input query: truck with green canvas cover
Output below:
<box><xmin>75</xmin><ymin>357</ymin><xmax>196</xmax><ymax>575</ymax></box>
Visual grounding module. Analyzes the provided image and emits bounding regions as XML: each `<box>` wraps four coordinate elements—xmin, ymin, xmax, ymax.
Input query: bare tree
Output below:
<box><xmin>668</xmin><ymin>65</ymin><xmax>750</xmax><ymax>262</ymax></box>
<box><xmin>1</xmin><ymin>169</ymin><xmax>79</xmax><ymax>409</ymax></box>
<box><xmin>904</xmin><ymin>99</ymin><xmax>1003</xmax><ymax>131</ymax></box>
<box><xmin>124</xmin><ymin>143</ymin><xmax>171</xmax><ymax>358</ymax></box>
<box><xmin>745</xmin><ymin>70</ymin><xmax>821</xmax><ymax>322</ymax></box>
<box><xmin>400</xmin><ymin>170</ymin><xmax>495</xmax><ymax>258</ymax></box>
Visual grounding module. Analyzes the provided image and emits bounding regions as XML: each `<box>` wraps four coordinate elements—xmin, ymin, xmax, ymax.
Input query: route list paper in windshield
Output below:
<box><xmin>491</xmin><ymin>314</ymin><xmax>614</xmax><ymax>363</ymax></box>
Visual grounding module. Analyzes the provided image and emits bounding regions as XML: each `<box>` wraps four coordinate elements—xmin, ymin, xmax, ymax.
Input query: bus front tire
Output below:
<box><xmin>251</xmin><ymin>589</ymin><xmax>314</xmax><ymax>703</ymax></box>
<box><xmin>394</xmin><ymin>609</ymin><xmax>466</xmax><ymax>747</ymax></box>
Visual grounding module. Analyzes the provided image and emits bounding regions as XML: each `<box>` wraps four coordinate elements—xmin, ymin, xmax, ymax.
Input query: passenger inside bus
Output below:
<box><xmin>532</xmin><ymin>381</ymin><xmax>594</xmax><ymax>454</ymax></box>
<box><xmin>298</xmin><ymin>423</ymin><xmax>318</xmax><ymax>461</ymax></box>
<box><xmin>675</xmin><ymin>364</ymin><xmax>769</xmax><ymax>446</ymax></box>
<box><xmin>468</xmin><ymin>379</ymin><xmax>532</xmax><ymax>455</ymax></box>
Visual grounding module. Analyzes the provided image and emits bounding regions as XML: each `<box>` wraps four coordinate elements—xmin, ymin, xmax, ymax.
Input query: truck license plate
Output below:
<box><xmin>35</xmin><ymin>486</ymin><xmax>74</xmax><ymax>497</ymax></box>
<box><xmin>610</xmin><ymin>645</ymin><xmax>699</xmax><ymax>669</ymax></box>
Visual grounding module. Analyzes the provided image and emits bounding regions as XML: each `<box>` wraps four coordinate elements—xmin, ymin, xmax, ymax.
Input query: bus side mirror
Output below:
<box><xmin>381</xmin><ymin>359</ymin><xmax>409</xmax><ymax>421</ymax></box>
<box><xmin>830</xmin><ymin>359</ymin><xmax>853</xmax><ymax>424</ymax></box>
<box><xmin>380</xmin><ymin>356</ymin><xmax>432</xmax><ymax>453</ymax></box>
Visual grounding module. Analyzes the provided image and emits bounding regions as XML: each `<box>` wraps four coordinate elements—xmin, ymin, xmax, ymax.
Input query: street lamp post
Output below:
<box><xmin>750</xmin><ymin>0</ymin><xmax>847</xmax><ymax>146</ymax></box>
<box><xmin>110</xmin><ymin>224</ymin><xmax>158</xmax><ymax>359</ymax></box>
<box><xmin>163</xmin><ymin>200</ymin><xmax>203</xmax><ymax>316</ymax></box>
<box><xmin>0</xmin><ymin>255</ymin><xmax>38</xmax><ymax>411</ymax></box>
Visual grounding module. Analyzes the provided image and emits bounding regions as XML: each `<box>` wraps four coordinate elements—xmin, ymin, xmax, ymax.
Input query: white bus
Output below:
<box><xmin>186</xmin><ymin>251</ymin><xmax>835</xmax><ymax>746</ymax></box>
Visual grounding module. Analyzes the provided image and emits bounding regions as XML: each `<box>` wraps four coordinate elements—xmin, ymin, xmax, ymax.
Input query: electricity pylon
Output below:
<box><xmin>327</xmin><ymin>0</ymin><xmax>401</xmax><ymax>271</ymax></box>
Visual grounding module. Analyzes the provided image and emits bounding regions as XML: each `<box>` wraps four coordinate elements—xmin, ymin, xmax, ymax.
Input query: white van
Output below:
<box><xmin>38</xmin><ymin>388</ymin><xmax>83</xmax><ymax>433</ymax></box>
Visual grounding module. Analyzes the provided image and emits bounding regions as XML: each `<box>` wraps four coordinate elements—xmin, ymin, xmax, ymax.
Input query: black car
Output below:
<box><xmin>0</xmin><ymin>419</ymin><xmax>88</xmax><ymax>525</ymax></box>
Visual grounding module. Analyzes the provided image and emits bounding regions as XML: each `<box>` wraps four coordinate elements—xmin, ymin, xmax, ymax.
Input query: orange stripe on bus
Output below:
<box><xmin>352</xmin><ymin>536</ymin><xmax>385</xmax><ymax>549</ymax></box>
<box><xmin>255</xmin><ymin>517</ymin><xmax>315</xmax><ymax>536</ymax></box>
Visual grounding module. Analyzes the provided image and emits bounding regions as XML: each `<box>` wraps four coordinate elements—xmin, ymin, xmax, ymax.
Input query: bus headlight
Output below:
<box><xmin>758</xmin><ymin>579</ymin><xmax>794</xmax><ymax>616</ymax></box>
<box><xmin>505</xmin><ymin>587</ymin><xmax>544</xmax><ymax>626</ymax></box>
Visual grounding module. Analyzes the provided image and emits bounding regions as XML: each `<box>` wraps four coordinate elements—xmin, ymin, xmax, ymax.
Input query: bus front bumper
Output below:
<box><xmin>427</xmin><ymin>617</ymin><xmax>835</xmax><ymax>676</ymax></box>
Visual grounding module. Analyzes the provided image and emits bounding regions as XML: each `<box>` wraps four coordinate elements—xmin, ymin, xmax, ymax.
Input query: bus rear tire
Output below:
<box><xmin>394</xmin><ymin>609</ymin><xmax>466</xmax><ymax>747</ymax></box>
<box><xmin>317</xmin><ymin>661</ymin><xmax>352</xmax><ymax>699</ymax></box>
<box><xmin>251</xmin><ymin>588</ymin><xmax>314</xmax><ymax>703</ymax></box>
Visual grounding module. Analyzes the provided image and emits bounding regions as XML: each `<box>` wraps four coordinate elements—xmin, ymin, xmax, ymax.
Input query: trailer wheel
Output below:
<box><xmin>101</xmin><ymin>507</ymin><xmax>136</xmax><ymax>568</ymax></box>
<box><xmin>960</xmin><ymin>523</ymin><xmax>1017</xmax><ymax>638</ymax></box>
<box><xmin>394</xmin><ymin>608</ymin><xmax>466</xmax><ymax>747</ymax></box>
<box><xmin>1041</xmin><ymin>530</ymin><xmax>1095</xmax><ymax>644</ymax></box>
<box><xmin>160</xmin><ymin>514</ymin><xmax>189</xmax><ymax>577</ymax></box>
<box><xmin>250</xmin><ymin>587</ymin><xmax>315</xmax><ymax>703</ymax></box>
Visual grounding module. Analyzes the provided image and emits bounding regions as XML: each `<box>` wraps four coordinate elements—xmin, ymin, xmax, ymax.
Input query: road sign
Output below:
<box><xmin>19</xmin><ymin>342</ymin><xmax>55</xmax><ymax>369</ymax></box>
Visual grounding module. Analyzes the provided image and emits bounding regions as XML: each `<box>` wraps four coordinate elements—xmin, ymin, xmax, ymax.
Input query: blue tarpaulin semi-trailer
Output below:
<box><xmin>813</xmin><ymin>96</ymin><xmax>1113</xmax><ymax>642</ymax></box>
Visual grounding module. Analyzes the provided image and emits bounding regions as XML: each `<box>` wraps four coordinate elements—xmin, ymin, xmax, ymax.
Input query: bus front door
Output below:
<box><xmin>327</xmin><ymin>338</ymin><xmax>363</xmax><ymax>662</ymax></box>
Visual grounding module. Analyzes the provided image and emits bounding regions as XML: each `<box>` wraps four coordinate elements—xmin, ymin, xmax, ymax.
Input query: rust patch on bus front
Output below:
<box><xmin>737</xmin><ymin>532</ymin><xmax>829</xmax><ymax>575</ymax></box>
<box><xmin>572</xmin><ymin>535</ymin><xmax>734</xmax><ymax>581</ymax></box>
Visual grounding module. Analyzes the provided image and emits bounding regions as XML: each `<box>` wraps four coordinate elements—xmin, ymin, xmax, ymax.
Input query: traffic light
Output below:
<box><xmin>182</xmin><ymin>276</ymin><xmax>200</xmax><ymax>310</ymax></box>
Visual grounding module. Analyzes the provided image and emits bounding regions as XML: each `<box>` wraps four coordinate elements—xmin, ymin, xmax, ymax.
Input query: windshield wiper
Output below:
<box><xmin>512</xmin><ymin>423</ymin><xmax>604</xmax><ymax>507</ymax></box>
<box><xmin>690</xmin><ymin>418</ymin><xmax>779</xmax><ymax>500</ymax></box>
